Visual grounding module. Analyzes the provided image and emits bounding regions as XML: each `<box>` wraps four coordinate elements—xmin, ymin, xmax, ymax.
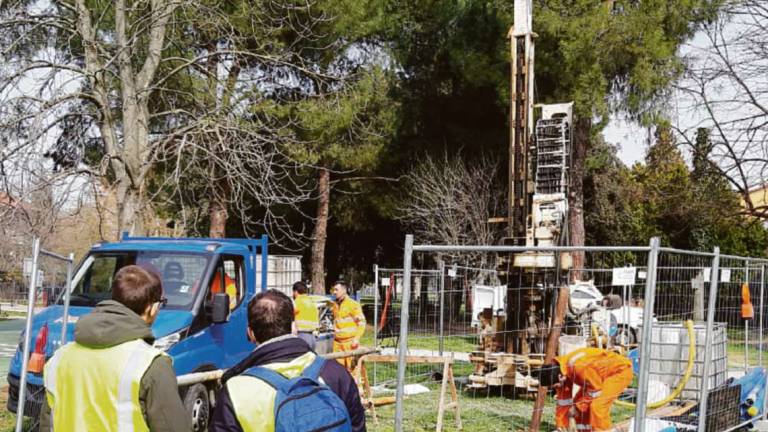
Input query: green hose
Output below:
<box><xmin>615</xmin><ymin>320</ymin><xmax>696</xmax><ymax>409</ymax></box>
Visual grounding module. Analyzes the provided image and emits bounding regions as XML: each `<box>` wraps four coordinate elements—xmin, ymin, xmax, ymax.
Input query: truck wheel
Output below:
<box><xmin>183</xmin><ymin>383</ymin><xmax>210</xmax><ymax>432</ymax></box>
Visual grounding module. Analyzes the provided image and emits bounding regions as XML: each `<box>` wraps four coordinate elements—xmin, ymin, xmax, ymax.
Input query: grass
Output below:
<box><xmin>358</xmin><ymin>323</ymin><xmax>636</xmax><ymax>431</ymax></box>
<box><xmin>366</xmin><ymin>382</ymin><xmax>635</xmax><ymax>432</ymax></box>
<box><xmin>361</xmin><ymin>325</ymin><xmax>478</xmax><ymax>354</ymax></box>
<box><xmin>0</xmin><ymin>387</ymin><xmax>34</xmax><ymax>432</ymax></box>
<box><xmin>4</xmin><ymin>324</ymin><xmax>749</xmax><ymax>431</ymax></box>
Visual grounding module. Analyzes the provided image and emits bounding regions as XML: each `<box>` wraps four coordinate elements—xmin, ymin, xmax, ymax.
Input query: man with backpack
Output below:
<box><xmin>210</xmin><ymin>289</ymin><xmax>366</xmax><ymax>432</ymax></box>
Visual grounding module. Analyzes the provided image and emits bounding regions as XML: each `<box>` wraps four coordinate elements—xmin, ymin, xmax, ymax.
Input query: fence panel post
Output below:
<box><xmin>757</xmin><ymin>264</ymin><xmax>768</xmax><ymax>368</ymax></box>
<box><xmin>633</xmin><ymin>237</ymin><xmax>660</xmax><ymax>432</ymax></box>
<box><xmin>373</xmin><ymin>264</ymin><xmax>379</xmax><ymax>349</ymax></box>
<box><xmin>697</xmin><ymin>247</ymin><xmax>721</xmax><ymax>432</ymax></box>
<box><xmin>745</xmin><ymin>262</ymin><xmax>750</xmax><ymax>373</ymax></box>
<box><xmin>60</xmin><ymin>253</ymin><xmax>74</xmax><ymax>345</ymax></box>
<box><xmin>438</xmin><ymin>259</ymin><xmax>445</xmax><ymax>356</ymax></box>
<box><xmin>394</xmin><ymin>235</ymin><xmax>414</xmax><ymax>432</ymax></box>
<box><xmin>16</xmin><ymin>237</ymin><xmax>41</xmax><ymax>432</ymax></box>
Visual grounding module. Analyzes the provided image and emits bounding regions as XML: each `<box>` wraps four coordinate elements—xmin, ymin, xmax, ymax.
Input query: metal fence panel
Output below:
<box><xmin>387</xmin><ymin>236</ymin><xmax>768</xmax><ymax>432</ymax></box>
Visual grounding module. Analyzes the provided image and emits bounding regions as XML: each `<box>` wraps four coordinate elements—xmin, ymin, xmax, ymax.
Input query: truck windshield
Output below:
<box><xmin>61</xmin><ymin>251</ymin><xmax>211</xmax><ymax>309</ymax></box>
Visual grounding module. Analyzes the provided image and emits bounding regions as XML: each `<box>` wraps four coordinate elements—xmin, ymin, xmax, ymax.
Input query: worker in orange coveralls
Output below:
<box><xmin>210</xmin><ymin>268</ymin><xmax>237</xmax><ymax>309</ymax></box>
<box><xmin>533</xmin><ymin>347</ymin><xmax>633</xmax><ymax>431</ymax></box>
<box><xmin>331</xmin><ymin>281</ymin><xmax>366</xmax><ymax>372</ymax></box>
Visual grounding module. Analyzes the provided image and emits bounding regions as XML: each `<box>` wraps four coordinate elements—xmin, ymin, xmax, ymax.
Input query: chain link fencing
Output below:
<box><xmin>379</xmin><ymin>237</ymin><xmax>768</xmax><ymax>432</ymax></box>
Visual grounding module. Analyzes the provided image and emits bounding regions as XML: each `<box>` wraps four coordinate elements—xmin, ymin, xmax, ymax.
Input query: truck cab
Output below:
<box><xmin>7</xmin><ymin>234</ymin><xmax>269</xmax><ymax>430</ymax></box>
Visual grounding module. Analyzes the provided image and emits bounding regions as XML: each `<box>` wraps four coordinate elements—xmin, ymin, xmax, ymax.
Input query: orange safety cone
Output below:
<box><xmin>742</xmin><ymin>282</ymin><xmax>754</xmax><ymax>320</ymax></box>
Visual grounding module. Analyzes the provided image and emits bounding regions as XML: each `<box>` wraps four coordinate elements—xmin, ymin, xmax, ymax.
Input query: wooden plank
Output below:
<box><xmin>371</xmin><ymin>396</ymin><xmax>396</xmax><ymax>406</ymax></box>
<box><xmin>530</xmin><ymin>285</ymin><xmax>570</xmax><ymax>431</ymax></box>
<box><xmin>324</xmin><ymin>347</ymin><xmax>378</xmax><ymax>360</ymax></box>
<box><xmin>436</xmin><ymin>360</ymin><xmax>450</xmax><ymax>432</ymax></box>
<box><xmin>448</xmin><ymin>363</ymin><xmax>462</xmax><ymax>429</ymax></box>
<box><xmin>359</xmin><ymin>361</ymin><xmax>378</xmax><ymax>424</ymax></box>
<box><xmin>362</xmin><ymin>354</ymin><xmax>453</xmax><ymax>364</ymax></box>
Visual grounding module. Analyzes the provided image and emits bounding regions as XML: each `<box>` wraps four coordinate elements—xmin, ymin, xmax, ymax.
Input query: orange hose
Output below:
<box><xmin>378</xmin><ymin>273</ymin><xmax>394</xmax><ymax>332</ymax></box>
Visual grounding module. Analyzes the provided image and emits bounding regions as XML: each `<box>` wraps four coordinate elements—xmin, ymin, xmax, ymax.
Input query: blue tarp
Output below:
<box><xmin>732</xmin><ymin>367</ymin><xmax>767</xmax><ymax>421</ymax></box>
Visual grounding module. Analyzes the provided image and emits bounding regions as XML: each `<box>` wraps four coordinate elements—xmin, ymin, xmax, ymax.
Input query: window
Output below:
<box><xmin>71</xmin><ymin>255</ymin><xmax>120</xmax><ymax>305</ymax></box>
<box><xmin>65</xmin><ymin>251</ymin><xmax>211</xmax><ymax>309</ymax></box>
<box><xmin>208</xmin><ymin>255</ymin><xmax>244</xmax><ymax>310</ymax></box>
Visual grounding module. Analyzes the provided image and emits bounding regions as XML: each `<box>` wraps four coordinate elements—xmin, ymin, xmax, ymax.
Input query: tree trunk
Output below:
<box><xmin>209</xmin><ymin>177</ymin><xmax>229</xmax><ymax>238</ymax></box>
<box><xmin>568</xmin><ymin>117</ymin><xmax>591</xmax><ymax>282</ymax></box>
<box><xmin>116</xmin><ymin>181</ymin><xmax>144</xmax><ymax>236</ymax></box>
<box><xmin>311</xmin><ymin>168</ymin><xmax>330</xmax><ymax>294</ymax></box>
<box><xmin>209</xmin><ymin>197</ymin><xmax>228</xmax><ymax>238</ymax></box>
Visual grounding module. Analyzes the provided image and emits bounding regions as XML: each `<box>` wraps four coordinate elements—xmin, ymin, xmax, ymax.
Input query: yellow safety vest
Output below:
<box><xmin>333</xmin><ymin>297</ymin><xmax>366</xmax><ymax>341</ymax></box>
<box><xmin>44</xmin><ymin>339</ymin><xmax>164</xmax><ymax>432</ymax></box>
<box><xmin>295</xmin><ymin>294</ymin><xmax>320</xmax><ymax>332</ymax></box>
<box><xmin>227</xmin><ymin>351</ymin><xmax>317</xmax><ymax>432</ymax></box>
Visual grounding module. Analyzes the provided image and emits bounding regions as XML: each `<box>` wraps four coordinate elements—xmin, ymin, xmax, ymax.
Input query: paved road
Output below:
<box><xmin>0</xmin><ymin>319</ymin><xmax>24</xmax><ymax>379</ymax></box>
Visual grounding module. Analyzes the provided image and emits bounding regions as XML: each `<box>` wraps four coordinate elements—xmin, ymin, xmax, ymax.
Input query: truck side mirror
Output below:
<box><xmin>211</xmin><ymin>293</ymin><xmax>230</xmax><ymax>324</ymax></box>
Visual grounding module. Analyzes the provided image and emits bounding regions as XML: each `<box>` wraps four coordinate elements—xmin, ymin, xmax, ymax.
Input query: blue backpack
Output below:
<box><xmin>245</xmin><ymin>357</ymin><xmax>353</xmax><ymax>432</ymax></box>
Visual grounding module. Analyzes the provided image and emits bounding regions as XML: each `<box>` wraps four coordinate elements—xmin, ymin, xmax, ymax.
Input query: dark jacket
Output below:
<box><xmin>210</xmin><ymin>335</ymin><xmax>366</xmax><ymax>432</ymax></box>
<box><xmin>39</xmin><ymin>300</ymin><xmax>192</xmax><ymax>431</ymax></box>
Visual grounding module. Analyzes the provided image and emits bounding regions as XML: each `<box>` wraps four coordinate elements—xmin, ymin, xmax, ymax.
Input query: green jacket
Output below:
<box><xmin>39</xmin><ymin>300</ymin><xmax>192</xmax><ymax>431</ymax></box>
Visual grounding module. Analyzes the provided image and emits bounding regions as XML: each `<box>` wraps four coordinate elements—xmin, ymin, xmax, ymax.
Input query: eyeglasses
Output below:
<box><xmin>158</xmin><ymin>297</ymin><xmax>168</xmax><ymax>308</ymax></box>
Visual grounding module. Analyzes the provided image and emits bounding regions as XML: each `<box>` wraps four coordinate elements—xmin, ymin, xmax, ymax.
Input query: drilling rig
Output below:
<box><xmin>467</xmin><ymin>0</ymin><xmax>574</xmax><ymax>391</ymax></box>
<box><xmin>505</xmin><ymin>0</ymin><xmax>573</xmax><ymax>355</ymax></box>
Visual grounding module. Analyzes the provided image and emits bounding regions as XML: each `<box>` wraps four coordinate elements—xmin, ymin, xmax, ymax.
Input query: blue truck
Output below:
<box><xmin>7</xmin><ymin>234</ymin><xmax>272</xmax><ymax>430</ymax></box>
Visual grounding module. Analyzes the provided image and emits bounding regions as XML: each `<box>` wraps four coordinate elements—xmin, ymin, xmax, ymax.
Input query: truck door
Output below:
<box><xmin>207</xmin><ymin>254</ymin><xmax>251</xmax><ymax>366</ymax></box>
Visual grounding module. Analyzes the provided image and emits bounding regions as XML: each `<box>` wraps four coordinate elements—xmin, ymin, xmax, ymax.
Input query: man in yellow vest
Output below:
<box><xmin>209</xmin><ymin>289</ymin><xmax>366</xmax><ymax>431</ymax></box>
<box><xmin>293</xmin><ymin>281</ymin><xmax>319</xmax><ymax>350</ymax></box>
<box><xmin>40</xmin><ymin>265</ymin><xmax>190</xmax><ymax>431</ymax></box>
<box><xmin>331</xmin><ymin>281</ymin><xmax>366</xmax><ymax>371</ymax></box>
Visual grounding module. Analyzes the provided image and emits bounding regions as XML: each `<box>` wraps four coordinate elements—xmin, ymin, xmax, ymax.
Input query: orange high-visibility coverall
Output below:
<box><xmin>332</xmin><ymin>296</ymin><xmax>366</xmax><ymax>371</ymax></box>
<box><xmin>210</xmin><ymin>270</ymin><xmax>237</xmax><ymax>309</ymax></box>
<box><xmin>554</xmin><ymin>347</ymin><xmax>633</xmax><ymax>431</ymax></box>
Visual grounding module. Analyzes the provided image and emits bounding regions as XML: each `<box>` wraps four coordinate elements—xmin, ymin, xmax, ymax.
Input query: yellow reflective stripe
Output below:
<box><xmin>556</xmin><ymin>398</ymin><xmax>573</xmax><ymax>406</ymax></box>
<box><xmin>296</xmin><ymin>320</ymin><xmax>318</xmax><ymax>330</ymax></box>
<box><xmin>588</xmin><ymin>390</ymin><xmax>601</xmax><ymax>398</ymax></box>
<box><xmin>118</xmin><ymin>344</ymin><xmax>159</xmax><ymax>432</ymax></box>
<box><xmin>43</xmin><ymin>345</ymin><xmax>66</xmax><ymax>400</ymax></box>
<box><xmin>43</xmin><ymin>343</ymin><xmax>68</xmax><ymax>429</ymax></box>
<box><xmin>576</xmin><ymin>425</ymin><xmax>592</xmax><ymax>430</ymax></box>
<box><xmin>336</xmin><ymin>317</ymin><xmax>356</xmax><ymax>324</ymax></box>
<box><xmin>567</xmin><ymin>352</ymin><xmax>586</xmax><ymax>368</ymax></box>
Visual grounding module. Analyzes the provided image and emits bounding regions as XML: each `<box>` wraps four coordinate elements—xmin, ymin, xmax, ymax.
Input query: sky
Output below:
<box><xmin>604</xmin><ymin>116</ymin><xmax>649</xmax><ymax>166</ymax></box>
<box><xmin>605</xmin><ymin>25</ymin><xmax>737</xmax><ymax>167</ymax></box>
